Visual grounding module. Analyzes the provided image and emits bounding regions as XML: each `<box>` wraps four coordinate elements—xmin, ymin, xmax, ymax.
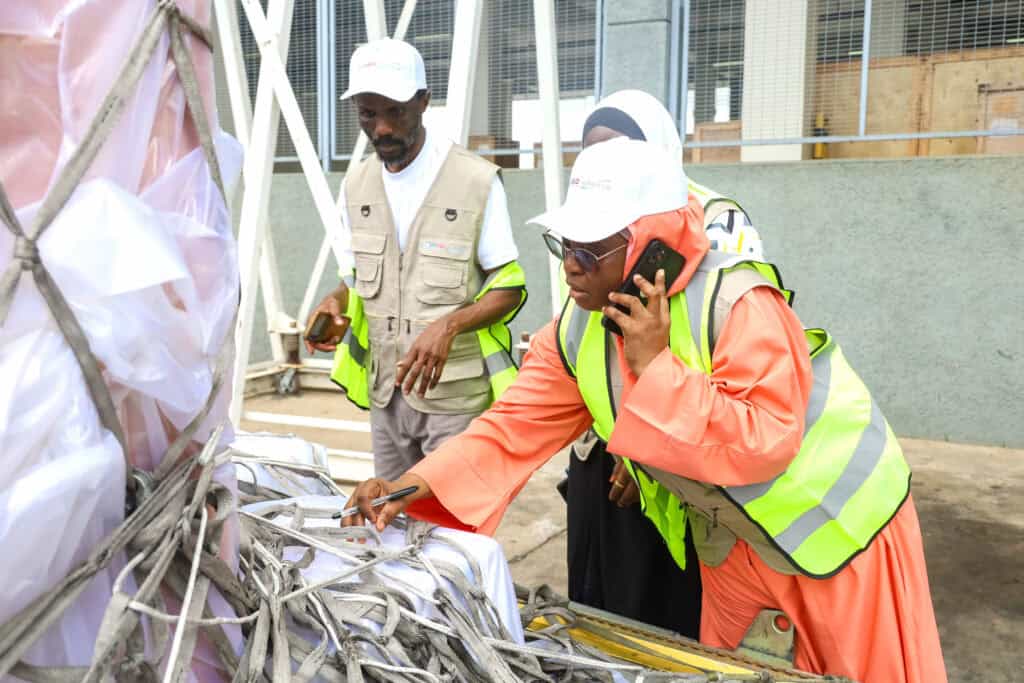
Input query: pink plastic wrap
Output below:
<box><xmin>0</xmin><ymin>1</ymin><xmax>240</xmax><ymax>678</ymax></box>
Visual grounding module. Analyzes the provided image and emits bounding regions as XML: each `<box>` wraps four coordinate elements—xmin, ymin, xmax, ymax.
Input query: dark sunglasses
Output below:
<box><xmin>542</xmin><ymin>231</ymin><xmax>629</xmax><ymax>273</ymax></box>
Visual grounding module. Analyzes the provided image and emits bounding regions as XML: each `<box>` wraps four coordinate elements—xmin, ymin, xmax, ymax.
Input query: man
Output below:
<box><xmin>306</xmin><ymin>38</ymin><xmax>526</xmax><ymax>479</ymax></box>
<box><xmin>343</xmin><ymin>139</ymin><xmax>947</xmax><ymax>683</ymax></box>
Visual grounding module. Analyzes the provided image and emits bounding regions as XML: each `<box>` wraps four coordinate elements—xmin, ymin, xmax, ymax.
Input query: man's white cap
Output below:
<box><xmin>340</xmin><ymin>38</ymin><xmax>427</xmax><ymax>102</ymax></box>
<box><xmin>528</xmin><ymin>138</ymin><xmax>687</xmax><ymax>243</ymax></box>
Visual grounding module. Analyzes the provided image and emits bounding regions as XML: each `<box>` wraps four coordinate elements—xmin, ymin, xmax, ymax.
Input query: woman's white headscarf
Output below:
<box><xmin>583</xmin><ymin>89</ymin><xmax>765</xmax><ymax>259</ymax></box>
<box><xmin>586</xmin><ymin>89</ymin><xmax>683</xmax><ymax>163</ymax></box>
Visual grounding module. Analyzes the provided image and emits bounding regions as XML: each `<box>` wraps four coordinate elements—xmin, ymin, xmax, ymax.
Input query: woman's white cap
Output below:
<box><xmin>528</xmin><ymin>138</ymin><xmax>687</xmax><ymax>244</ymax></box>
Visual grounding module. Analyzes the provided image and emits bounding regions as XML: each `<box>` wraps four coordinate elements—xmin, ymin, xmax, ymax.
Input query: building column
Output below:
<box><xmin>601</xmin><ymin>0</ymin><xmax>672</xmax><ymax>104</ymax></box>
<box><xmin>740</xmin><ymin>0</ymin><xmax>813</xmax><ymax>161</ymax></box>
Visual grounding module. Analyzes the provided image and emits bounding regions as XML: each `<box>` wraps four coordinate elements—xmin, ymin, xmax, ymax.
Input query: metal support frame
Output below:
<box><xmin>678</xmin><ymin>0</ymin><xmax>690</xmax><ymax>137</ymax></box>
<box><xmin>229</xmin><ymin>0</ymin><xmax>351</xmax><ymax>424</ymax></box>
<box><xmin>317</xmin><ymin>0</ymin><xmax>332</xmax><ymax>173</ymax></box>
<box><xmin>675</xmin><ymin>0</ymin><xmax>1024</xmax><ymax>151</ymax></box>
<box><xmin>446</xmin><ymin>1</ymin><xmax>484</xmax><ymax>145</ymax></box>
<box><xmin>593</xmin><ymin>0</ymin><xmax>605</xmax><ymax>99</ymax></box>
<box><xmin>857</xmin><ymin>0</ymin><xmax>873</xmax><ymax>137</ymax></box>
<box><xmin>686</xmin><ymin>128</ymin><xmax>1024</xmax><ymax>148</ymax></box>
<box><xmin>534</xmin><ymin>0</ymin><xmax>566</xmax><ymax>316</ymax></box>
<box><xmin>214</xmin><ymin>0</ymin><xmax>288</xmax><ymax>364</ymax></box>
<box><xmin>667</xmin><ymin>0</ymin><xmax>682</xmax><ymax>123</ymax></box>
<box><xmin>221</xmin><ymin>0</ymin><xmax>568</xmax><ymax>449</ymax></box>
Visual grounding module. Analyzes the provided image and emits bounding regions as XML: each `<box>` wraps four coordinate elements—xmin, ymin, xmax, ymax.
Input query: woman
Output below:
<box><xmin>563</xmin><ymin>90</ymin><xmax>763</xmax><ymax>637</ymax></box>
<box><xmin>342</xmin><ymin>139</ymin><xmax>946</xmax><ymax>682</ymax></box>
<box><xmin>562</xmin><ymin>89</ymin><xmax>707</xmax><ymax>636</ymax></box>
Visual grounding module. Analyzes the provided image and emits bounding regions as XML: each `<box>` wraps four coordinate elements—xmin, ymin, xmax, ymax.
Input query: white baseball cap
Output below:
<box><xmin>528</xmin><ymin>138</ymin><xmax>687</xmax><ymax>243</ymax></box>
<box><xmin>340</xmin><ymin>38</ymin><xmax>427</xmax><ymax>102</ymax></box>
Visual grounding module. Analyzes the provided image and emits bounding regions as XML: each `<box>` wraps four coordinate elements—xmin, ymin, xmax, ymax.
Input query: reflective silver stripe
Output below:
<box><xmin>342</xmin><ymin>328</ymin><xmax>367</xmax><ymax>367</ymax></box>
<box><xmin>772</xmin><ymin>399</ymin><xmax>889</xmax><ymax>555</ymax></box>
<box><xmin>684</xmin><ymin>270</ymin><xmax>707</xmax><ymax>358</ymax></box>
<box><xmin>564</xmin><ymin>305</ymin><xmax>590</xmax><ymax>370</ymax></box>
<box><xmin>802</xmin><ymin>345</ymin><xmax>833</xmax><ymax>437</ymax></box>
<box><xmin>608</xmin><ymin>335</ymin><xmax>623</xmax><ymax>413</ymax></box>
<box><xmin>685</xmin><ymin>251</ymin><xmax>741</xmax><ymax>358</ymax></box>
<box><xmin>484</xmin><ymin>350</ymin><xmax>514</xmax><ymax>376</ymax></box>
<box><xmin>727</xmin><ymin>346</ymin><xmax>835</xmax><ymax>506</ymax></box>
<box><xmin>699</xmin><ymin>250</ymin><xmax>740</xmax><ymax>271</ymax></box>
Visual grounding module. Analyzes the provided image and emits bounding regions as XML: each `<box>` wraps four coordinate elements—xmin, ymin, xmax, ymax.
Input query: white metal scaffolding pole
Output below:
<box><xmin>446</xmin><ymin>1</ymin><xmax>484</xmax><ymax>145</ymax></box>
<box><xmin>534</xmin><ymin>0</ymin><xmax>565</xmax><ymax>315</ymax></box>
<box><xmin>228</xmin><ymin>0</ymin><xmax>296</xmax><ymax>425</ymax></box>
<box><xmin>231</xmin><ymin>0</ymin><xmax>351</xmax><ymax>424</ymax></box>
<box><xmin>214</xmin><ymin>0</ymin><xmax>288</xmax><ymax>365</ymax></box>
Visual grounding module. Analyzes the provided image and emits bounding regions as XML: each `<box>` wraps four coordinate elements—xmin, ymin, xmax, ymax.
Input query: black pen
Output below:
<box><xmin>331</xmin><ymin>485</ymin><xmax>419</xmax><ymax>519</ymax></box>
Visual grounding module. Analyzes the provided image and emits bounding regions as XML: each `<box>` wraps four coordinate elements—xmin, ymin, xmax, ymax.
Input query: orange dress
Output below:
<box><xmin>408</xmin><ymin>209</ymin><xmax>946</xmax><ymax>682</ymax></box>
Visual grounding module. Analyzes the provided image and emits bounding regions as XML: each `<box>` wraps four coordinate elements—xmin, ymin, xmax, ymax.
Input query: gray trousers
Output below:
<box><xmin>370</xmin><ymin>391</ymin><xmax>479</xmax><ymax>480</ymax></box>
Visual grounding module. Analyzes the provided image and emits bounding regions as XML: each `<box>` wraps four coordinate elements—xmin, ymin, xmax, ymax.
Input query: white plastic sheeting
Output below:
<box><xmin>247</xmin><ymin>495</ymin><xmax>527</xmax><ymax>644</ymax></box>
<box><xmin>0</xmin><ymin>0</ymin><xmax>239</xmax><ymax>678</ymax></box>
<box><xmin>232</xmin><ymin>432</ymin><xmax>526</xmax><ymax>646</ymax></box>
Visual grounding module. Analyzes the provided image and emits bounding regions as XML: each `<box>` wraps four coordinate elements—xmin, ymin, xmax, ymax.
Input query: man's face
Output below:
<box><xmin>354</xmin><ymin>91</ymin><xmax>430</xmax><ymax>167</ymax></box>
<box><xmin>562</xmin><ymin>232</ymin><xmax>629</xmax><ymax>312</ymax></box>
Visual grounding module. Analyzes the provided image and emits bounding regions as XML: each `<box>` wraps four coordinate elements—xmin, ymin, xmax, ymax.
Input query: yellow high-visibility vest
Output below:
<box><xmin>557</xmin><ymin>251</ymin><xmax>911</xmax><ymax>578</ymax></box>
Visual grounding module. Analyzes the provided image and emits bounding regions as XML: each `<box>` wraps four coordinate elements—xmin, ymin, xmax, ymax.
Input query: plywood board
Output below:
<box><xmin>808</xmin><ymin>47</ymin><xmax>1024</xmax><ymax>159</ymax></box>
<box><xmin>978</xmin><ymin>85</ymin><xmax>1024</xmax><ymax>155</ymax></box>
<box><xmin>692</xmin><ymin>121</ymin><xmax>742</xmax><ymax>164</ymax></box>
<box><xmin>928</xmin><ymin>54</ymin><xmax>1024</xmax><ymax>156</ymax></box>
<box><xmin>813</xmin><ymin>60</ymin><xmax>920</xmax><ymax>159</ymax></box>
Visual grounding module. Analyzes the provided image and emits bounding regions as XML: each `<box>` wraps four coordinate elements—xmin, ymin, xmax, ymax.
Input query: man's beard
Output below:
<box><xmin>372</xmin><ymin>135</ymin><xmax>413</xmax><ymax>164</ymax></box>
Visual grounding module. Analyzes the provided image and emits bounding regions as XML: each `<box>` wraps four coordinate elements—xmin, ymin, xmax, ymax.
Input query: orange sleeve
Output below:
<box><xmin>607</xmin><ymin>287</ymin><xmax>813</xmax><ymax>486</ymax></box>
<box><xmin>407</xmin><ymin>320</ymin><xmax>593</xmax><ymax>535</ymax></box>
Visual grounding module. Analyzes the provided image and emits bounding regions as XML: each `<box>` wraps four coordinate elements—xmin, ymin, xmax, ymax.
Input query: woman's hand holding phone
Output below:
<box><xmin>603</xmin><ymin>269</ymin><xmax>671</xmax><ymax>377</ymax></box>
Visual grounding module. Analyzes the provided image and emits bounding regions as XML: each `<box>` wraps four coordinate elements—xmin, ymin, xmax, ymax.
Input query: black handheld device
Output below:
<box><xmin>601</xmin><ymin>239</ymin><xmax>685</xmax><ymax>336</ymax></box>
<box><xmin>305</xmin><ymin>312</ymin><xmax>333</xmax><ymax>343</ymax></box>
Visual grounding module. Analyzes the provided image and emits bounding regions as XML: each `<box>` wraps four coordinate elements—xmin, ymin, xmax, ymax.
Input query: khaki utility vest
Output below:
<box><xmin>344</xmin><ymin>145</ymin><xmax>498</xmax><ymax>414</ymax></box>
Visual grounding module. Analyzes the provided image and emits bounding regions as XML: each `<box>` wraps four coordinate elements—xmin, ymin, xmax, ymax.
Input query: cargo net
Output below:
<box><xmin>0</xmin><ymin>2</ymin><xmax>844</xmax><ymax>681</ymax></box>
<box><xmin>2</xmin><ymin>429</ymin><xmax>841</xmax><ymax>682</ymax></box>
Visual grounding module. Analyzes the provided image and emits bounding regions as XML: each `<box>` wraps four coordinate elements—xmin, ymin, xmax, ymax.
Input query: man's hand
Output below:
<box><xmin>341</xmin><ymin>473</ymin><xmax>431</xmax><ymax>531</ymax></box>
<box><xmin>396</xmin><ymin>317</ymin><xmax>458</xmax><ymax>397</ymax></box>
<box><xmin>304</xmin><ymin>286</ymin><xmax>350</xmax><ymax>354</ymax></box>
<box><xmin>607</xmin><ymin>460</ymin><xmax>640</xmax><ymax>508</ymax></box>
<box><xmin>603</xmin><ymin>269</ymin><xmax>671</xmax><ymax>376</ymax></box>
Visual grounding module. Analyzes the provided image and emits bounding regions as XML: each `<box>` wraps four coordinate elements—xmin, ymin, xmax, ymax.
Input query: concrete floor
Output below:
<box><xmin>241</xmin><ymin>390</ymin><xmax>1024</xmax><ymax>682</ymax></box>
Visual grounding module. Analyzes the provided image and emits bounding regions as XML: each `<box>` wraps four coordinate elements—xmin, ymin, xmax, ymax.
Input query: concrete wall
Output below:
<box><xmin>253</xmin><ymin>154</ymin><xmax>1023</xmax><ymax>447</ymax></box>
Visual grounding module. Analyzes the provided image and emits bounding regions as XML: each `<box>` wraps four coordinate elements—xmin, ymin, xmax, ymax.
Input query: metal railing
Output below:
<box><xmin>235</xmin><ymin>0</ymin><xmax>1024</xmax><ymax>163</ymax></box>
<box><xmin>678</xmin><ymin>0</ymin><xmax>1024</xmax><ymax>158</ymax></box>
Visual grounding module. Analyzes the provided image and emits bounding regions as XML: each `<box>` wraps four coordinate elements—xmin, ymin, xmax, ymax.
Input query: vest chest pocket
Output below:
<box><xmin>351</xmin><ymin>232</ymin><xmax>387</xmax><ymax>299</ymax></box>
<box><xmin>416</xmin><ymin>237</ymin><xmax>473</xmax><ymax>305</ymax></box>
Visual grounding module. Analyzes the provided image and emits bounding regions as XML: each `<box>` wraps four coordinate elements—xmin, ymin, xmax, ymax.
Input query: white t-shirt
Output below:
<box><xmin>337</xmin><ymin>129</ymin><xmax>519</xmax><ymax>271</ymax></box>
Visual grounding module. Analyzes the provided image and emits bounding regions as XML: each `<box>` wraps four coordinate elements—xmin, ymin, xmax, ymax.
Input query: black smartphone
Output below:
<box><xmin>305</xmin><ymin>312</ymin><xmax>333</xmax><ymax>343</ymax></box>
<box><xmin>601</xmin><ymin>239</ymin><xmax>685</xmax><ymax>336</ymax></box>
